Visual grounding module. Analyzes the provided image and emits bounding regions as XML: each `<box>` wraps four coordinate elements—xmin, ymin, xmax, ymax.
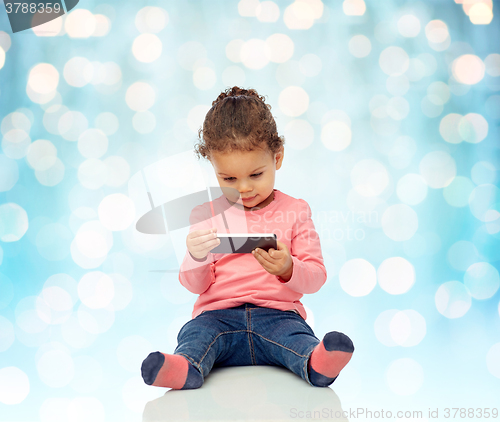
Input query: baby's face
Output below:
<box><xmin>210</xmin><ymin>148</ymin><xmax>283</xmax><ymax>211</ymax></box>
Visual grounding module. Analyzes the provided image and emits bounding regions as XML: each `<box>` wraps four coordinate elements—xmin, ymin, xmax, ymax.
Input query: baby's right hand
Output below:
<box><xmin>186</xmin><ymin>228</ymin><xmax>220</xmax><ymax>259</ymax></box>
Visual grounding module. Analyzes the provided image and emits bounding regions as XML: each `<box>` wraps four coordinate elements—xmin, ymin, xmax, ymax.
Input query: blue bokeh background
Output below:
<box><xmin>0</xmin><ymin>0</ymin><xmax>499</xmax><ymax>421</ymax></box>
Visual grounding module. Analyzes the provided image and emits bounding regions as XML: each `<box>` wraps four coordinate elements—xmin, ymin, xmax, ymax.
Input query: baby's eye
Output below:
<box><xmin>223</xmin><ymin>172</ymin><xmax>262</xmax><ymax>182</ymax></box>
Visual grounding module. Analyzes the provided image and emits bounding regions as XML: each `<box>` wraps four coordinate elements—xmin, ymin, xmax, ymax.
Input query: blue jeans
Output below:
<box><xmin>174</xmin><ymin>303</ymin><xmax>325</xmax><ymax>387</ymax></box>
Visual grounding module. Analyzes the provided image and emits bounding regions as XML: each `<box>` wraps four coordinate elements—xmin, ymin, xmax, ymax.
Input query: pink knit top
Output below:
<box><xmin>178</xmin><ymin>189</ymin><xmax>327</xmax><ymax>319</ymax></box>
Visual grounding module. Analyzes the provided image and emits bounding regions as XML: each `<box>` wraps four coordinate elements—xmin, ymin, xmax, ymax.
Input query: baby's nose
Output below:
<box><xmin>238</xmin><ymin>181</ymin><xmax>252</xmax><ymax>193</ymax></box>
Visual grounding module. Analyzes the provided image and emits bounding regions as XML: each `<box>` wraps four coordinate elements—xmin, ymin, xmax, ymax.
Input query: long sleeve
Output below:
<box><xmin>277</xmin><ymin>199</ymin><xmax>327</xmax><ymax>294</ymax></box>
<box><xmin>178</xmin><ymin>203</ymin><xmax>217</xmax><ymax>295</ymax></box>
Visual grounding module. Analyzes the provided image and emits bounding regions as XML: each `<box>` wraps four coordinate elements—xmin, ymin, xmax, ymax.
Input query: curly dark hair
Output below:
<box><xmin>194</xmin><ymin>86</ymin><xmax>285</xmax><ymax>160</ymax></box>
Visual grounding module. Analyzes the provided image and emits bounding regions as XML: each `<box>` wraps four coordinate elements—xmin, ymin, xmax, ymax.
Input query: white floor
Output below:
<box><xmin>142</xmin><ymin>365</ymin><xmax>347</xmax><ymax>421</ymax></box>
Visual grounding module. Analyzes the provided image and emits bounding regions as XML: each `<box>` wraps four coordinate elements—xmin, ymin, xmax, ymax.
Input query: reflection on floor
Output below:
<box><xmin>143</xmin><ymin>365</ymin><xmax>347</xmax><ymax>421</ymax></box>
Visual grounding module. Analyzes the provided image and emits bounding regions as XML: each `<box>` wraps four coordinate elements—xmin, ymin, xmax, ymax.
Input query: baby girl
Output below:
<box><xmin>141</xmin><ymin>86</ymin><xmax>354</xmax><ymax>390</ymax></box>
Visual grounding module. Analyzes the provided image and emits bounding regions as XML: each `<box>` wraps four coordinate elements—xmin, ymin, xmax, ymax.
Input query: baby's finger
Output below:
<box><xmin>253</xmin><ymin>248</ymin><xmax>274</xmax><ymax>266</ymax></box>
<box><xmin>189</xmin><ymin>229</ymin><xmax>217</xmax><ymax>247</ymax></box>
<box><xmin>196</xmin><ymin>236</ymin><xmax>220</xmax><ymax>251</ymax></box>
<box><xmin>189</xmin><ymin>228</ymin><xmax>217</xmax><ymax>238</ymax></box>
<box><xmin>207</xmin><ymin>237</ymin><xmax>221</xmax><ymax>251</ymax></box>
<box><xmin>268</xmin><ymin>248</ymin><xmax>282</xmax><ymax>258</ymax></box>
<box><xmin>252</xmin><ymin>249</ymin><xmax>267</xmax><ymax>267</ymax></box>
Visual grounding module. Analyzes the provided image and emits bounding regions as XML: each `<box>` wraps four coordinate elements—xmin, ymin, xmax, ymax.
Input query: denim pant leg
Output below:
<box><xmin>173</xmin><ymin>306</ymin><xmax>253</xmax><ymax>379</ymax></box>
<box><xmin>248</xmin><ymin>306</ymin><xmax>320</xmax><ymax>386</ymax></box>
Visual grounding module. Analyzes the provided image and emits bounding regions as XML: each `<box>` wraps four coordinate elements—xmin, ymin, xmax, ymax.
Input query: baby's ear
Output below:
<box><xmin>275</xmin><ymin>148</ymin><xmax>284</xmax><ymax>168</ymax></box>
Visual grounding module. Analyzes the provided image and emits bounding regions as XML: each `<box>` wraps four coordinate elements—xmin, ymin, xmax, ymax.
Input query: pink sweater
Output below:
<box><xmin>178</xmin><ymin>189</ymin><xmax>327</xmax><ymax>320</ymax></box>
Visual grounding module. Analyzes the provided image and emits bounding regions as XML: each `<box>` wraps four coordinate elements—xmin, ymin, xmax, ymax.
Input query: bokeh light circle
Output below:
<box><xmin>278</xmin><ymin>86</ymin><xmax>309</xmax><ymax>117</ymax></box>
<box><xmin>397</xmin><ymin>14</ymin><xmax>421</xmax><ymax>38</ymax></box>
<box><xmin>348</xmin><ymin>35</ymin><xmax>371</xmax><ymax>58</ymax></box>
<box><xmin>135</xmin><ymin>6</ymin><xmax>168</xmax><ymax>33</ymax></box>
<box><xmin>0</xmin><ymin>203</ymin><xmax>29</xmax><ymax>242</ymax></box>
<box><xmin>125</xmin><ymin>82</ymin><xmax>156</xmax><ymax>112</ymax></box>
<box><xmin>28</xmin><ymin>63</ymin><xmax>59</xmax><ymax>95</ymax></box>
<box><xmin>321</xmin><ymin>121</ymin><xmax>351</xmax><ymax>151</ymax></box>
<box><xmin>35</xmin><ymin>157</ymin><xmax>65</xmax><ymax>187</ymax></box>
<box><xmin>425</xmin><ymin>20</ymin><xmax>450</xmax><ymax>51</ymax></box>
<box><xmin>2</xmin><ymin>128</ymin><xmax>31</xmax><ymax>159</ymax></box>
<box><xmin>78</xmin><ymin>271</ymin><xmax>115</xmax><ymax>309</ymax></box>
<box><xmin>377</xmin><ymin>257</ymin><xmax>415</xmax><ymax>295</ymax></box>
<box><xmin>256</xmin><ymin>1</ymin><xmax>280</xmax><ymax>22</ymax></box>
<box><xmin>343</xmin><ymin>0</ymin><xmax>366</xmax><ymax>16</ymax></box>
<box><xmin>284</xmin><ymin>0</ymin><xmax>321</xmax><ymax>29</ymax></box>
<box><xmin>132</xmin><ymin>34</ymin><xmax>162</xmax><ymax>63</ymax></box>
<box><xmin>439</xmin><ymin>113</ymin><xmax>463</xmax><ymax>144</ymax></box>
<box><xmin>65</xmin><ymin>9</ymin><xmax>97</xmax><ymax>38</ymax></box>
<box><xmin>459</xmin><ymin>113</ymin><xmax>488</xmax><ymax>144</ymax></box>
<box><xmin>419</xmin><ymin>151</ymin><xmax>456</xmax><ymax>188</ymax></box>
<box><xmin>98</xmin><ymin>194</ymin><xmax>135</xmax><ymax>231</ymax></box>
<box><xmin>469</xmin><ymin>184</ymin><xmax>500</xmax><ymax>222</ymax></box>
<box><xmin>464</xmin><ymin>262</ymin><xmax>500</xmax><ymax>300</ymax></box>
<box><xmin>375</xmin><ymin>310</ymin><xmax>426</xmax><ymax>347</ymax></box>
<box><xmin>58</xmin><ymin>110</ymin><xmax>88</xmax><ymax>141</ymax></box>
<box><xmin>26</xmin><ymin>140</ymin><xmax>57</xmax><ymax>171</ymax></box>
<box><xmin>240</xmin><ymin>39</ymin><xmax>271</xmax><ymax>69</ymax></box>
<box><xmin>266</xmin><ymin>33</ymin><xmax>294</xmax><ymax>63</ymax></box>
<box><xmin>435</xmin><ymin>281</ymin><xmax>472</xmax><ymax>319</ymax></box>
<box><xmin>72</xmin><ymin>220</ymin><xmax>113</xmax><ymax>266</ymax></box>
<box><xmin>452</xmin><ymin>54</ymin><xmax>485</xmax><ymax>85</ymax></box>
<box><xmin>77</xmin><ymin>158</ymin><xmax>108</xmax><ymax>190</ymax></box>
<box><xmin>339</xmin><ymin>258</ymin><xmax>377</xmax><ymax>297</ymax></box>
<box><xmin>485</xmin><ymin>53</ymin><xmax>500</xmax><ymax>77</ymax></box>
<box><xmin>379</xmin><ymin>46</ymin><xmax>410</xmax><ymax>76</ymax></box>
<box><xmin>0</xmin><ymin>367</ymin><xmax>30</xmax><ymax>404</ymax></box>
<box><xmin>64</xmin><ymin>57</ymin><xmax>93</xmax><ymax>87</ymax></box>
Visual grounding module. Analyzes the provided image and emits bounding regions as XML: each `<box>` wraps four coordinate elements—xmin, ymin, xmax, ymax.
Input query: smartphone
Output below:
<box><xmin>211</xmin><ymin>233</ymin><xmax>277</xmax><ymax>254</ymax></box>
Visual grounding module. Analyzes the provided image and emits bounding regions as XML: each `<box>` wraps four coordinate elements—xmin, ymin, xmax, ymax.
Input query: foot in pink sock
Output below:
<box><xmin>308</xmin><ymin>331</ymin><xmax>354</xmax><ymax>387</ymax></box>
<box><xmin>141</xmin><ymin>352</ymin><xmax>203</xmax><ymax>390</ymax></box>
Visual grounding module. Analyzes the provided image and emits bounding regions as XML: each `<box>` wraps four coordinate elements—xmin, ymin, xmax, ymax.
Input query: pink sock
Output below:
<box><xmin>141</xmin><ymin>352</ymin><xmax>203</xmax><ymax>390</ymax></box>
<box><xmin>308</xmin><ymin>331</ymin><xmax>354</xmax><ymax>386</ymax></box>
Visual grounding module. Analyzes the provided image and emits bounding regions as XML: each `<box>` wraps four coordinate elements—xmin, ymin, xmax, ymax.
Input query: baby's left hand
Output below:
<box><xmin>252</xmin><ymin>241</ymin><xmax>293</xmax><ymax>281</ymax></box>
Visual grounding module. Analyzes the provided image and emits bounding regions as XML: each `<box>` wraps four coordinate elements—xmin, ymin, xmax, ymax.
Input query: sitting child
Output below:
<box><xmin>141</xmin><ymin>86</ymin><xmax>354</xmax><ymax>390</ymax></box>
